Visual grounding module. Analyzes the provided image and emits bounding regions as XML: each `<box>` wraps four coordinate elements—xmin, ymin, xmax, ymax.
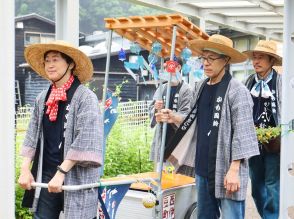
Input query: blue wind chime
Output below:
<box><xmin>118</xmin><ymin>48</ymin><xmax>126</xmax><ymax>62</ymax></box>
<box><xmin>148</xmin><ymin>41</ymin><xmax>162</xmax><ymax>80</ymax></box>
<box><xmin>181</xmin><ymin>45</ymin><xmax>204</xmax><ymax>81</ymax></box>
<box><xmin>118</xmin><ymin>37</ymin><xmax>126</xmax><ymax>62</ymax></box>
<box><xmin>181</xmin><ymin>47</ymin><xmax>192</xmax><ymax>76</ymax></box>
<box><xmin>193</xmin><ymin>64</ymin><xmax>204</xmax><ymax>80</ymax></box>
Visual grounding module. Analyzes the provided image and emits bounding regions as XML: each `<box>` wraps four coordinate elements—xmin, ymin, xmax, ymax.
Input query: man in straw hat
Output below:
<box><xmin>158</xmin><ymin>34</ymin><xmax>259</xmax><ymax>218</ymax></box>
<box><xmin>243</xmin><ymin>40</ymin><xmax>282</xmax><ymax>218</ymax></box>
<box><xmin>18</xmin><ymin>41</ymin><xmax>103</xmax><ymax>219</ymax></box>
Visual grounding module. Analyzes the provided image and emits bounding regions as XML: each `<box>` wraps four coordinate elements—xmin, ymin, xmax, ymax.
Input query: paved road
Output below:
<box><xmin>245</xmin><ymin>182</ymin><xmax>260</xmax><ymax>219</ymax></box>
<box><xmin>245</xmin><ymin>176</ymin><xmax>294</xmax><ymax>219</ymax></box>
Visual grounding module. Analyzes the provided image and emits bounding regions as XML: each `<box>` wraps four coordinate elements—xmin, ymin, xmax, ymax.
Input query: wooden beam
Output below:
<box><xmin>105</xmin><ymin>13</ymin><xmax>208</xmax><ymax>56</ymax></box>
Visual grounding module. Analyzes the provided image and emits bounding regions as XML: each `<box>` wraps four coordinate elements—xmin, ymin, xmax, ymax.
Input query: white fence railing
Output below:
<box><xmin>118</xmin><ymin>100</ymin><xmax>152</xmax><ymax>130</ymax></box>
<box><xmin>15</xmin><ymin>100</ymin><xmax>153</xmax><ymax>145</ymax></box>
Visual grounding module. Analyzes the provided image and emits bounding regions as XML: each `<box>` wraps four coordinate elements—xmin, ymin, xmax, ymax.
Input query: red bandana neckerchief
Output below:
<box><xmin>45</xmin><ymin>74</ymin><xmax>75</xmax><ymax>122</ymax></box>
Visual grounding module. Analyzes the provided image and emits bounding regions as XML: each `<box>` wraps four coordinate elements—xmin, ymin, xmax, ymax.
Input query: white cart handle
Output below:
<box><xmin>31</xmin><ymin>178</ymin><xmax>156</xmax><ymax>191</ymax></box>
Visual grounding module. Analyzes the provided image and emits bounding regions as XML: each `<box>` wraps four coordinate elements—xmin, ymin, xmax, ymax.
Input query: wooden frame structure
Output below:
<box><xmin>105</xmin><ymin>13</ymin><xmax>209</xmax><ymax>57</ymax></box>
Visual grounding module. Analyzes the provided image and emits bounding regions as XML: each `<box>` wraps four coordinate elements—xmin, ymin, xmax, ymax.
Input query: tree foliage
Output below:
<box><xmin>15</xmin><ymin>0</ymin><xmax>163</xmax><ymax>34</ymax></box>
<box><xmin>15</xmin><ymin>0</ymin><xmax>55</xmax><ymax>20</ymax></box>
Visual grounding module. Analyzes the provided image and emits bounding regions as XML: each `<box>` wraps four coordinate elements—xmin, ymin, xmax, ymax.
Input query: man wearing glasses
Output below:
<box><xmin>159</xmin><ymin>34</ymin><xmax>259</xmax><ymax>218</ymax></box>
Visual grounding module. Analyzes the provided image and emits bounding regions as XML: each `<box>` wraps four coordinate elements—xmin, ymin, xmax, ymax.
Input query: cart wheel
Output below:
<box><xmin>184</xmin><ymin>202</ymin><xmax>197</xmax><ymax>219</ymax></box>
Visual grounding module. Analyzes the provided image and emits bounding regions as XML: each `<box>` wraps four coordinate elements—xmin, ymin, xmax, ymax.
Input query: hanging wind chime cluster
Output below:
<box><xmin>118</xmin><ymin>39</ymin><xmax>143</xmax><ymax>61</ymax></box>
<box><xmin>119</xmin><ymin>38</ymin><xmax>153</xmax><ymax>83</ymax></box>
<box><xmin>118</xmin><ymin>36</ymin><xmax>202</xmax><ymax>83</ymax></box>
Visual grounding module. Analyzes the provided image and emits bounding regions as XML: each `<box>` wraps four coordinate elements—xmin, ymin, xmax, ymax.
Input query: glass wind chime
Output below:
<box><xmin>118</xmin><ymin>37</ymin><xmax>126</xmax><ymax>62</ymax></box>
<box><xmin>181</xmin><ymin>46</ymin><xmax>192</xmax><ymax>76</ymax></box>
<box><xmin>130</xmin><ymin>41</ymin><xmax>142</xmax><ymax>55</ymax></box>
<box><xmin>118</xmin><ymin>38</ymin><xmax>145</xmax><ymax>61</ymax></box>
<box><xmin>148</xmin><ymin>40</ymin><xmax>162</xmax><ymax>80</ymax></box>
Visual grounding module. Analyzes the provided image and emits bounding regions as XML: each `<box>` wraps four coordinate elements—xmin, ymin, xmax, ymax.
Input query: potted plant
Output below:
<box><xmin>256</xmin><ymin>126</ymin><xmax>281</xmax><ymax>153</ymax></box>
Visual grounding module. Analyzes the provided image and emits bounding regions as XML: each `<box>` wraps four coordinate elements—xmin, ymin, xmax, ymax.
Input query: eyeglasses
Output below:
<box><xmin>198</xmin><ymin>56</ymin><xmax>224</xmax><ymax>64</ymax></box>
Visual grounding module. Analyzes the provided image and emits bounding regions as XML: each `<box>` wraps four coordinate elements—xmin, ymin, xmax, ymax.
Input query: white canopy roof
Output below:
<box><xmin>126</xmin><ymin>0</ymin><xmax>284</xmax><ymax>40</ymax></box>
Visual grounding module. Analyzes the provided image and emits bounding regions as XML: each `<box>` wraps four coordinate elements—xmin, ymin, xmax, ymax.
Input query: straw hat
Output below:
<box><xmin>243</xmin><ymin>40</ymin><xmax>282</xmax><ymax>66</ymax></box>
<box><xmin>189</xmin><ymin>34</ymin><xmax>247</xmax><ymax>64</ymax></box>
<box><xmin>24</xmin><ymin>40</ymin><xmax>93</xmax><ymax>83</ymax></box>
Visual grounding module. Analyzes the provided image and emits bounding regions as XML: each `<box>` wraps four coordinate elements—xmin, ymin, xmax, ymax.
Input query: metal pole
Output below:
<box><xmin>159</xmin><ymin>58</ymin><xmax>164</xmax><ymax>94</ymax></box>
<box><xmin>102</xmin><ymin>30</ymin><xmax>113</xmax><ymax>113</ymax></box>
<box><xmin>153</xmin><ymin>58</ymin><xmax>165</xmax><ymax>172</ymax></box>
<box><xmin>155</xmin><ymin>25</ymin><xmax>177</xmax><ymax>219</ymax></box>
<box><xmin>0</xmin><ymin>0</ymin><xmax>15</xmax><ymax>217</ymax></box>
<box><xmin>100</xmin><ymin>30</ymin><xmax>113</xmax><ymax>175</ymax></box>
<box><xmin>280</xmin><ymin>0</ymin><xmax>294</xmax><ymax>218</ymax></box>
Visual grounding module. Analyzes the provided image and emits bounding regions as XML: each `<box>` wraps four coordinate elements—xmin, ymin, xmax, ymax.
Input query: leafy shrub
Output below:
<box><xmin>15</xmin><ymin>134</ymin><xmax>33</xmax><ymax>219</ymax></box>
<box><xmin>104</xmin><ymin>118</ymin><xmax>154</xmax><ymax>177</ymax></box>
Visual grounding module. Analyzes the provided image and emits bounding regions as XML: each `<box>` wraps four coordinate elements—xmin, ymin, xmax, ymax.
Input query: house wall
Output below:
<box><xmin>91</xmin><ymin>54</ymin><xmax>137</xmax><ymax>101</ymax></box>
<box><xmin>24</xmin><ymin>71</ymin><xmax>50</xmax><ymax>106</ymax></box>
<box><xmin>90</xmin><ymin>50</ymin><xmax>156</xmax><ymax>102</ymax></box>
<box><xmin>15</xmin><ymin>18</ymin><xmax>54</xmax><ymax>107</ymax></box>
<box><xmin>90</xmin><ymin>73</ymin><xmax>138</xmax><ymax>102</ymax></box>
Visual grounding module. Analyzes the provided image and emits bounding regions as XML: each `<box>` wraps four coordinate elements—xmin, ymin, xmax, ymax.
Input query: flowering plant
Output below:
<box><xmin>256</xmin><ymin>126</ymin><xmax>281</xmax><ymax>144</ymax></box>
